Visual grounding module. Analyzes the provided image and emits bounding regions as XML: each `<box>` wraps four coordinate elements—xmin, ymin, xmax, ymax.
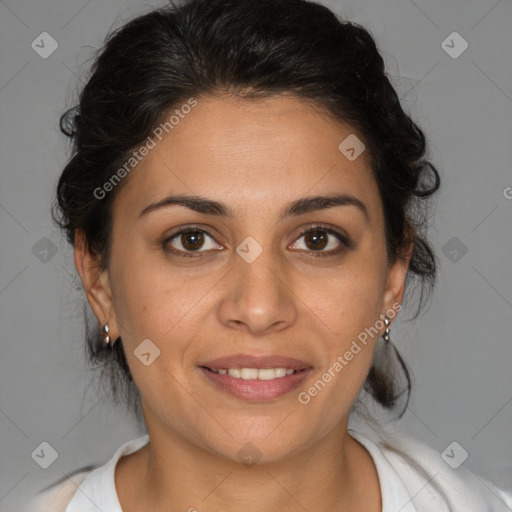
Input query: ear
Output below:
<box><xmin>381</xmin><ymin>235</ymin><xmax>414</xmax><ymax>324</ymax></box>
<box><xmin>74</xmin><ymin>229</ymin><xmax>119</xmax><ymax>339</ymax></box>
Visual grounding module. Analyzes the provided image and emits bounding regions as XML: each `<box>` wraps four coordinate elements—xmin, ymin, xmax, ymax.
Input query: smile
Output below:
<box><xmin>206</xmin><ymin>367</ymin><xmax>296</xmax><ymax>379</ymax></box>
<box><xmin>199</xmin><ymin>366</ymin><xmax>312</xmax><ymax>401</ymax></box>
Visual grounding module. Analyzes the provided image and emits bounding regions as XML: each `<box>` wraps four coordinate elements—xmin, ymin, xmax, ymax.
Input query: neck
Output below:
<box><xmin>116</xmin><ymin>419</ymin><xmax>381</xmax><ymax>512</ymax></box>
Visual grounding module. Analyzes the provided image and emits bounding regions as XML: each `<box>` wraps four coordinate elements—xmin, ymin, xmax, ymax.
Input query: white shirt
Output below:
<box><xmin>20</xmin><ymin>423</ymin><xmax>512</xmax><ymax>512</ymax></box>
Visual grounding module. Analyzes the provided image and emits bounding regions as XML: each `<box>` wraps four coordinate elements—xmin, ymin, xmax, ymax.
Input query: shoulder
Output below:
<box><xmin>21</xmin><ymin>434</ymin><xmax>150</xmax><ymax>512</ymax></box>
<box><xmin>21</xmin><ymin>468</ymin><xmax>95</xmax><ymax>512</ymax></box>
<box><xmin>354</xmin><ymin>421</ymin><xmax>512</xmax><ymax>511</ymax></box>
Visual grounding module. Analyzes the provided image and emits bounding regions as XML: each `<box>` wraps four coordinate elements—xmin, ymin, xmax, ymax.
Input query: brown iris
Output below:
<box><xmin>180</xmin><ymin>231</ymin><xmax>205</xmax><ymax>251</ymax></box>
<box><xmin>303</xmin><ymin>230</ymin><xmax>328</xmax><ymax>250</ymax></box>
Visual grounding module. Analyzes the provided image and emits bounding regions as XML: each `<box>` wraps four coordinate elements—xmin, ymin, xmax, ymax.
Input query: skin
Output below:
<box><xmin>75</xmin><ymin>93</ymin><xmax>412</xmax><ymax>512</ymax></box>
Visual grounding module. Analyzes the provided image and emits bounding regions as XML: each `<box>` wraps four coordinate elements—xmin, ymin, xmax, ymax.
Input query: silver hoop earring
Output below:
<box><xmin>383</xmin><ymin>315</ymin><xmax>391</xmax><ymax>343</ymax></box>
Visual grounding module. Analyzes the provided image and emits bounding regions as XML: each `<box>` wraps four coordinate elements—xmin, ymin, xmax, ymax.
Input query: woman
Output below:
<box><xmin>24</xmin><ymin>0</ymin><xmax>512</xmax><ymax>510</ymax></box>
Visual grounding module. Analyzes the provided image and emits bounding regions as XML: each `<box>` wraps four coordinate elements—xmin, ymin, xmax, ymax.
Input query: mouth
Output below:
<box><xmin>198</xmin><ymin>354</ymin><xmax>313</xmax><ymax>402</ymax></box>
<box><xmin>201</xmin><ymin>366</ymin><xmax>307</xmax><ymax>379</ymax></box>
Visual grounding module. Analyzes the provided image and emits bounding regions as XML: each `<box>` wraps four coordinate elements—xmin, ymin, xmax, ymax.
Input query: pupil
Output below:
<box><xmin>182</xmin><ymin>231</ymin><xmax>204</xmax><ymax>251</ymax></box>
<box><xmin>305</xmin><ymin>230</ymin><xmax>327</xmax><ymax>250</ymax></box>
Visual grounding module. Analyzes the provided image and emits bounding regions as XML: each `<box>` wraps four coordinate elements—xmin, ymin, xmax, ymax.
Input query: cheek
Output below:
<box><xmin>295</xmin><ymin>252</ymin><xmax>387</xmax><ymax>400</ymax></box>
<box><xmin>109</xmin><ymin>245</ymin><xmax>221</xmax><ymax>365</ymax></box>
<box><xmin>300</xmin><ymin>255</ymin><xmax>387</xmax><ymax>340</ymax></box>
<box><xmin>111</xmin><ymin>266</ymin><xmax>195</xmax><ymax>341</ymax></box>
<box><xmin>298</xmin><ymin>282</ymin><xmax>382</xmax><ymax>426</ymax></box>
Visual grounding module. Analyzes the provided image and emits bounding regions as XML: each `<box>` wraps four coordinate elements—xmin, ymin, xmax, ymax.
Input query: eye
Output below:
<box><xmin>289</xmin><ymin>225</ymin><xmax>351</xmax><ymax>257</ymax></box>
<box><xmin>161</xmin><ymin>224</ymin><xmax>351</xmax><ymax>259</ymax></box>
<box><xmin>163</xmin><ymin>227</ymin><xmax>223</xmax><ymax>257</ymax></box>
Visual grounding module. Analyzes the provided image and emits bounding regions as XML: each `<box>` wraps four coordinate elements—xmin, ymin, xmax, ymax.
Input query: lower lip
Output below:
<box><xmin>199</xmin><ymin>367</ymin><xmax>312</xmax><ymax>402</ymax></box>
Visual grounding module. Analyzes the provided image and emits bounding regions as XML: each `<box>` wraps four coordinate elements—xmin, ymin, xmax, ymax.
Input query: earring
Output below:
<box><xmin>102</xmin><ymin>324</ymin><xmax>111</xmax><ymax>346</ymax></box>
<box><xmin>383</xmin><ymin>315</ymin><xmax>391</xmax><ymax>342</ymax></box>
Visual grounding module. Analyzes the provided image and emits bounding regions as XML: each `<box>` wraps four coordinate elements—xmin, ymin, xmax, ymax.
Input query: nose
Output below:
<box><xmin>217</xmin><ymin>246</ymin><xmax>298</xmax><ymax>335</ymax></box>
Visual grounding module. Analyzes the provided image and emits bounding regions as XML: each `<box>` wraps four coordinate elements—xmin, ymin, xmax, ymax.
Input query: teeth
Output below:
<box><xmin>258</xmin><ymin>368</ymin><xmax>285</xmax><ymax>380</ymax></box>
<box><xmin>212</xmin><ymin>367</ymin><xmax>297</xmax><ymax>380</ymax></box>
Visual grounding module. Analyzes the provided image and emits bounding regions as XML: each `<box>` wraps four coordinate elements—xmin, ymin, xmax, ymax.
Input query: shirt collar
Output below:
<box><xmin>65</xmin><ymin>434</ymin><xmax>150</xmax><ymax>512</ymax></box>
<box><xmin>348</xmin><ymin>429</ymin><xmax>418</xmax><ymax>512</ymax></box>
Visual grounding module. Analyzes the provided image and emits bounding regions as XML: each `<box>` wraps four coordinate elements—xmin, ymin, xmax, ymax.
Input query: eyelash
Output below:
<box><xmin>161</xmin><ymin>224</ymin><xmax>351</xmax><ymax>259</ymax></box>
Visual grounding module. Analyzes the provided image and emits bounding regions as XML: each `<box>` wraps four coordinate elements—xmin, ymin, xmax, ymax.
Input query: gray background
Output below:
<box><xmin>1</xmin><ymin>0</ymin><xmax>511</xmax><ymax>508</ymax></box>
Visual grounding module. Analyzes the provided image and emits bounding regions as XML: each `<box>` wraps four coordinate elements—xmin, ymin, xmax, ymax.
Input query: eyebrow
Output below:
<box><xmin>138</xmin><ymin>193</ymin><xmax>369</xmax><ymax>222</ymax></box>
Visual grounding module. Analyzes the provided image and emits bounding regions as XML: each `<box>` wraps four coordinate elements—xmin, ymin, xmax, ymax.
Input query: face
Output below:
<box><xmin>77</xmin><ymin>93</ymin><xmax>409</xmax><ymax>464</ymax></box>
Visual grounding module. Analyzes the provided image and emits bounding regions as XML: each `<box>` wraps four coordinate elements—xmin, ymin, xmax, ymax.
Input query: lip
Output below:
<box><xmin>198</xmin><ymin>353</ymin><xmax>313</xmax><ymax>402</ymax></box>
<box><xmin>199</xmin><ymin>366</ymin><xmax>313</xmax><ymax>402</ymax></box>
<box><xmin>199</xmin><ymin>353</ymin><xmax>312</xmax><ymax>371</ymax></box>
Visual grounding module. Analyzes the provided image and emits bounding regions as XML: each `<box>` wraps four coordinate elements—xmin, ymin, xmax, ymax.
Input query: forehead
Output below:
<box><xmin>112</xmin><ymin>93</ymin><xmax>381</xmax><ymax>222</ymax></box>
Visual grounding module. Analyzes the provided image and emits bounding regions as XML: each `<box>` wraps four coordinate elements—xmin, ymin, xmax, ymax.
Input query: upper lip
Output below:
<box><xmin>199</xmin><ymin>353</ymin><xmax>312</xmax><ymax>371</ymax></box>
